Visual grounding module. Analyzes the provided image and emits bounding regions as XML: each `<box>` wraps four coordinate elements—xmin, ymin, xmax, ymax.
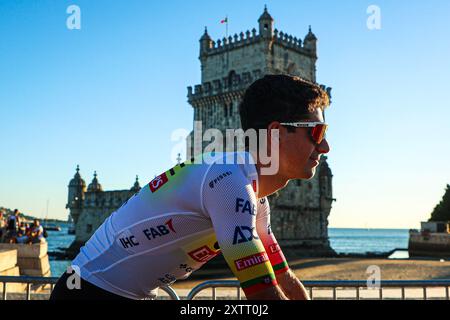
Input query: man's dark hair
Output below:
<box><xmin>239</xmin><ymin>75</ymin><xmax>330</xmax><ymax>132</ymax></box>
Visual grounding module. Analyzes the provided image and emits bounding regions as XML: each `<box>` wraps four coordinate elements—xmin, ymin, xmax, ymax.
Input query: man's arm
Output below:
<box><xmin>276</xmin><ymin>269</ymin><xmax>310</xmax><ymax>300</ymax></box>
<box><xmin>255</xmin><ymin>198</ymin><xmax>310</xmax><ymax>300</ymax></box>
<box><xmin>203</xmin><ymin>163</ymin><xmax>287</xmax><ymax>300</ymax></box>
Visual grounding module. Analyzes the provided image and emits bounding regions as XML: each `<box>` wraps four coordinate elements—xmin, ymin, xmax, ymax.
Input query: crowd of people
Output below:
<box><xmin>0</xmin><ymin>209</ymin><xmax>46</xmax><ymax>244</ymax></box>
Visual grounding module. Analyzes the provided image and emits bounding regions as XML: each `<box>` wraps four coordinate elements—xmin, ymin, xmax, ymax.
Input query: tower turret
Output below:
<box><xmin>67</xmin><ymin>165</ymin><xmax>86</xmax><ymax>224</ymax></box>
<box><xmin>87</xmin><ymin>171</ymin><xmax>103</xmax><ymax>192</ymax></box>
<box><xmin>130</xmin><ymin>175</ymin><xmax>141</xmax><ymax>193</ymax></box>
<box><xmin>199</xmin><ymin>27</ymin><xmax>213</xmax><ymax>57</ymax></box>
<box><xmin>303</xmin><ymin>25</ymin><xmax>317</xmax><ymax>54</ymax></box>
<box><xmin>258</xmin><ymin>5</ymin><xmax>274</xmax><ymax>39</ymax></box>
<box><xmin>319</xmin><ymin>156</ymin><xmax>334</xmax><ymax>210</ymax></box>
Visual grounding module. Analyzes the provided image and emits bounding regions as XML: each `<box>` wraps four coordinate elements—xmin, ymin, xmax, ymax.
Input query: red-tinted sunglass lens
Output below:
<box><xmin>310</xmin><ymin>124</ymin><xmax>328</xmax><ymax>144</ymax></box>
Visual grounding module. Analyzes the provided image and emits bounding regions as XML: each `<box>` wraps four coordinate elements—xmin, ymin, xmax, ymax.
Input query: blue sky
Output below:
<box><xmin>0</xmin><ymin>0</ymin><xmax>449</xmax><ymax>228</ymax></box>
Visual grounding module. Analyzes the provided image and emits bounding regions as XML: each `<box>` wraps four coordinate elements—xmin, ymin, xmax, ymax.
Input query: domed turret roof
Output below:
<box><xmin>200</xmin><ymin>27</ymin><xmax>212</xmax><ymax>41</ymax></box>
<box><xmin>69</xmin><ymin>165</ymin><xmax>86</xmax><ymax>188</ymax></box>
<box><xmin>131</xmin><ymin>175</ymin><xmax>141</xmax><ymax>192</ymax></box>
<box><xmin>87</xmin><ymin>171</ymin><xmax>103</xmax><ymax>192</ymax></box>
<box><xmin>304</xmin><ymin>25</ymin><xmax>317</xmax><ymax>41</ymax></box>
<box><xmin>258</xmin><ymin>5</ymin><xmax>273</xmax><ymax>22</ymax></box>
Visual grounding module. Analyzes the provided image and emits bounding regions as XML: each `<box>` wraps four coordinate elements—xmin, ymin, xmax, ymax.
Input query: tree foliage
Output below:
<box><xmin>429</xmin><ymin>184</ymin><xmax>450</xmax><ymax>222</ymax></box>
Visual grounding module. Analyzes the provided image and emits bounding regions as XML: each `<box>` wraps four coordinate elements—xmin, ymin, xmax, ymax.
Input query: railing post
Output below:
<box><xmin>309</xmin><ymin>287</ymin><xmax>313</xmax><ymax>300</ymax></box>
<box><xmin>332</xmin><ymin>287</ymin><xmax>337</xmax><ymax>300</ymax></box>
<box><xmin>356</xmin><ymin>287</ymin><xmax>360</xmax><ymax>300</ymax></box>
<box><xmin>446</xmin><ymin>286</ymin><xmax>449</xmax><ymax>300</ymax></box>
<box><xmin>212</xmin><ymin>287</ymin><xmax>216</xmax><ymax>300</ymax></box>
<box><xmin>423</xmin><ymin>287</ymin><xmax>427</xmax><ymax>300</ymax></box>
<box><xmin>237</xmin><ymin>288</ymin><xmax>241</xmax><ymax>300</ymax></box>
<box><xmin>401</xmin><ymin>287</ymin><xmax>406</xmax><ymax>300</ymax></box>
<box><xmin>26</xmin><ymin>283</ymin><xmax>31</xmax><ymax>300</ymax></box>
<box><xmin>379</xmin><ymin>287</ymin><xmax>383</xmax><ymax>300</ymax></box>
<box><xmin>2</xmin><ymin>282</ymin><xmax>7</xmax><ymax>300</ymax></box>
<box><xmin>159</xmin><ymin>286</ymin><xmax>180</xmax><ymax>300</ymax></box>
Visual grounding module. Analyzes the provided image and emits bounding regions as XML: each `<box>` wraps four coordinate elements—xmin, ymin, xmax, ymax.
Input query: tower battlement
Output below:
<box><xmin>202</xmin><ymin>28</ymin><xmax>314</xmax><ymax>58</ymax></box>
<box><xmin>188</xmin><ymin>69</ymin><xmax>331</xmax><ymax>104</ymax></box>
<box><xmin>187</xmin><ymin>69</ymin><xmax>262</xmax><ymax>102</ymax></box>
<box><xmin>197</xmin><ymin>7</ymin><xmax>319</xmax><ymax>86</ymax></box>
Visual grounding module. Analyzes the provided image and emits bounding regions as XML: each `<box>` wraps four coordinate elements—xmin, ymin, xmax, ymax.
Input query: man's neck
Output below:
<box><xmin>252</xmin><ymin>155</ymin><xmax>289</xmax><ymax>199</ymax></box>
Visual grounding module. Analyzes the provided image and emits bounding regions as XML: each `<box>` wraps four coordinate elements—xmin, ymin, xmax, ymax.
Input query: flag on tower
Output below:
<box><xmin>220</xmin><ymin>17</ymin><xmax>228</xmax><ymax>24</ymax></box>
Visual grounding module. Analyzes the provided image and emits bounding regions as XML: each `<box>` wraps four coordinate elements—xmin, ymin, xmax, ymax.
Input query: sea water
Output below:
<box><xmin>46</xmin><ymin>226</ymin><xmax>410</xmax><ymax>276</ymax></box>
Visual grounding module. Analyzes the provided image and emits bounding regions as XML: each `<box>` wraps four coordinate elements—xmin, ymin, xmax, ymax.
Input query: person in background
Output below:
<box><xmin>0</xmin><ymin>210</ymin><xmax>6</xmax><ymax>242</ymax></box>
<box><xmin>30</xmin><ymin>219</ymin><xmax>45</xmax><ymax>244</ymax></box>
<box><xmin>19</xmin><ymin>222</ymin><xmax>27</xmax><ymax>237</ymax></box>
<box><xmin>15</xmin><ymin>223</ymin><xmax>30</xmax><ymax>244</ymax></box>
<box><xmin>5</xmin><ymin>209</ymin><xmax>20</xmax><ymax>242</ymax></box>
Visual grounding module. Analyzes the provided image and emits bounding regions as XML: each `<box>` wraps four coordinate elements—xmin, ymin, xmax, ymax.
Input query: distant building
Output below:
<box><xmin>66</xmin><ymin>7</ymin><xmax>335</xmax><ymax>257</ymax></box>
<box><xmin>409</xmin><ymin>221</ymin><xmax>450</xmax><ymax>257</ymax></box>
<box><xmin>66</xmin><ymin>166</ymin><xmax>141</xmax><ymax>255</ymax></box>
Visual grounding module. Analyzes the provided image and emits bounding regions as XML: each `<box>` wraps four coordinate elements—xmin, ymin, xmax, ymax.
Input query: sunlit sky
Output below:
<box><xmin>0</xmin><ymin>0</ymin><xmax>449</xmax><ymax>228</ymax></box>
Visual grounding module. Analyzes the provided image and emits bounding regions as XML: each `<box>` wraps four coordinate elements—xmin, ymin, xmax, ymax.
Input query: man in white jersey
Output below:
<box><xmin>50</xmin><ymin>75</ymin><xmax>330</xmax><ymax>300</ymax></box>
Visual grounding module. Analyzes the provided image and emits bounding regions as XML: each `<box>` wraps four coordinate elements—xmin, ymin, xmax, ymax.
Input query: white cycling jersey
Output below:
<box><xmin>72</xmin><ymin>152</ymin><xmax>289</xmax><ymax>299</ymax></box>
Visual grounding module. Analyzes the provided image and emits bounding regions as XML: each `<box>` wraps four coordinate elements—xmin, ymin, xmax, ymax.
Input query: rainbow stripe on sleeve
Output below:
<box><xmin>221</xmin><ymin>241</ymin><xmax>278</xmax><ymax>296</ymax></box>
<box><xmin>266</xmin><ymin>242</ymin><xmax>289</xmax><ymax>275</ymax></box>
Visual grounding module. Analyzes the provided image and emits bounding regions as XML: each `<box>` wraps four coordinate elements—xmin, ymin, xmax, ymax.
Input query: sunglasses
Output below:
<box><xmin>279</xmin><ymin>122</ymin><xmax>328</xmax><ymax>145</ymax></box>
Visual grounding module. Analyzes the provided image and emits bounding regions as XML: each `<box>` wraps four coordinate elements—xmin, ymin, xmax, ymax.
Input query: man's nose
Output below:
<box><xmin>316</xmin><ymin>138</ymin><xmax>330</xmax><ymax>154</ymax></box>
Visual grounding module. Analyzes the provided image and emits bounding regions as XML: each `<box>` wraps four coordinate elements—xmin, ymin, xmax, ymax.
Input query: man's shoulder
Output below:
<box><xmin>202</xmin><ymin>152</ymin><xmax>258</xmax><ymax>194</ymax></box>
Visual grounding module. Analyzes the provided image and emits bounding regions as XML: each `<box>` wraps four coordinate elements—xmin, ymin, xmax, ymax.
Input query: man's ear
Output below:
<box><xmin>266</xmin><ymin>122</ymin><xmax>282</xmax><ymax>155</ymax></box>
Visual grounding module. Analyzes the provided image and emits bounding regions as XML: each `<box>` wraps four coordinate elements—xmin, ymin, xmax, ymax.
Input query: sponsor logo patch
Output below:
<box><xmin>235</xmin><ymin>198</ymin><xmax>256</xmax><ymax>216</ymax></box>
<box><xmin>233</xmin><ymin>226</ymin><xmax>259</xmax><ymax>245</ymax></box>
<box><xmin>269</xmin><ymin>243</ymin><xmax>280</xmax><ymax>254</ymax></box>
<box><xmin>188</xmin><ymin>245</ymin><xmax>219</xmax><ymax>263</ymax></box>
<box><xmin>234</xmin><ymin>252</ymin><xmax>269</xmax><ymax>271</ymax></box>
<box><xmin>208</xmin><ymin>171</ymin><xmax>233</xmax><ymax>188</ymax></box>
<box><xmin>149</xmin><ymin>173</ymin><xmax>168</xmax><ymax>193</ymax></box>
<box><xmin>142</xmin><ymin>219</ymin><xmax>176</xmax><ymax>240</ymax></box>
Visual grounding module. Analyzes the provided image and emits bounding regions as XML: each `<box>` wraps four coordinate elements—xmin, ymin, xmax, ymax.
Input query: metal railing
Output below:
<box><xmin>0</xmin><ymin>276</ymin><xmax>180</xmax><ymax>300</ymax></box>
<box><xmin>186</xmin><ymin>280</ymin><xmax>450</xmax><ymax>300</ymax></box>
<box><xmin>2</xmin><ymin>276</ymin><xmax>450</xmax><ymax>300</ymax></box>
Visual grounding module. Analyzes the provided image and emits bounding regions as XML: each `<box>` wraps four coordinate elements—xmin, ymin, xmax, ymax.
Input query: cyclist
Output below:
<box><xmin>50</xmin><ymin>75</ymin><xmax>330</xmax><ymax>300</ymax></box>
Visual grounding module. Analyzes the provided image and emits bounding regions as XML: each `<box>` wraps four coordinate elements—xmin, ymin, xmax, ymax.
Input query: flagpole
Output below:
<box><xmin>226</xmin><ymin>15</ymin><xmax>228</xmax><ymax>38</ymax></box>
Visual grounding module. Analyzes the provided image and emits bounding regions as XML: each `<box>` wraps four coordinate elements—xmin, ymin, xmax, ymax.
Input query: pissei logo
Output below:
<box><xmin>208</xmin><ymin>171</ymin><xmax>233</xmax><ymax>188</ymax></box>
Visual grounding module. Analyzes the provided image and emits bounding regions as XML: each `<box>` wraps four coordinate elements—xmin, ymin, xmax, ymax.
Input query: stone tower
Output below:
<box><xmin>66</xmin><ymin>165</ymin><xmax>86</xmax><ymax>225</ymax></box>
<box><xmin>187</xmin><ymin>7</ymin><xmax>335</xmax><ymax>255</ymax></box>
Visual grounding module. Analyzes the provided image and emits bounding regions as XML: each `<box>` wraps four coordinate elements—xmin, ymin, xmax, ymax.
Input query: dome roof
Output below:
<box><xmin>69</xmin><ymin>165</ymin><xmax>86</xmax><ymax>188</ymax></box>
<box><xmin>304</xmin><ymin>25</ymin><xmax>317</xmax><ymax>41</ymax></box>
<box><xmin>131</xmin><ymin>175</ymin><xmax>141</xmax><ymax>192</ymax></box>
<box><xmin>258</xmin><ymin>5</ymin><xmax>273</xmax><ymax>22</ymax></box>
<box><xmin>87</xmin><ymin>171</ymin><xmax>103</xmax><ymax>192</ymax></box>
<box><xmin>200</xmin><ymin>27</ymin><xmax>212</xmax><ymax>41</ymax></box>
